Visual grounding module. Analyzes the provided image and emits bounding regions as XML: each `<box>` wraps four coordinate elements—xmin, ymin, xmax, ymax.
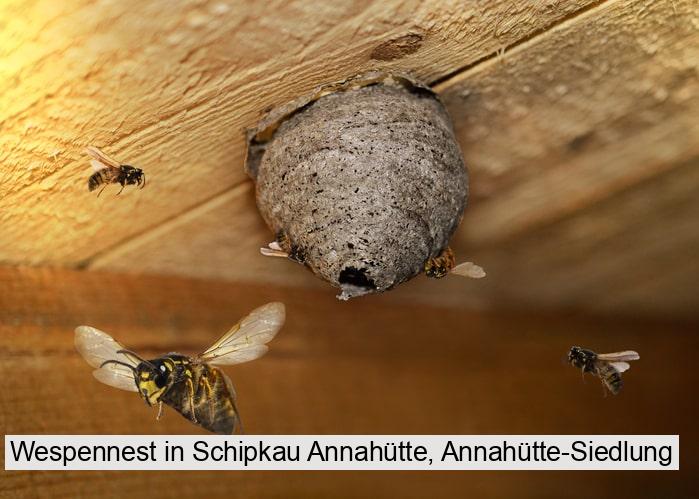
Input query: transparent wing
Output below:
<box><xmin>597</xmin><ymin>351</ymin><xmax>640</xmax><ymax>362</ymax></box>
<box><xmin>452</xmin><ymin>262</ymin><xmax>486</xmax><ymax>279</ymax></box>
<box><xmin>197</xmin><ymin>302</ymin><xmax>285</xmax><ymax>366</ymax></box>
<box><xmin>92</xmin><ymin>368</ymin><xmax>139</xmax><ymax>392</ymax></box>
<box><xmin>260</xmin><ymin>247</ymin><xmax>289</xmax><ymax>258</ymax></box>
<box><xmin>74</xmin><ymin>325</ymin><xmax>140</xmax><ymax>368</ymax></box>
<box><xmin>85</xmin><ymin>146</ymin><xmax>121</xmax><ymax>168</ymax></box>
<box><xmin>260</xmin><ymin>241</ymin><xmax>288</xmax><ymax>258</ymax></box>
<box><xmin>74</xmin><ymin>325</ymin><xmax>139</xmax><ymax>392</ymax></box>
<box><xmin>90</xmin><ymin>159</ymin><xmax>109</xmax><ymax>172</ymax></box>
<box><xmin>609</xmin><ymin>361</ymin><xmax>631</xmax><ymax>373</ymax></box>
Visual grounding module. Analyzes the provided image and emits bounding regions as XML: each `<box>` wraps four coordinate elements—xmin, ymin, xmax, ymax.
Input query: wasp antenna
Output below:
<box><xmin>99</xmin><ymin>359</ymin><xmax>137</xmax><ymax>374</ymax></box>
<box><xmin>116</xmin><ymin>349</ymin><xmax>154</xmax><ymax>368</ymax></box>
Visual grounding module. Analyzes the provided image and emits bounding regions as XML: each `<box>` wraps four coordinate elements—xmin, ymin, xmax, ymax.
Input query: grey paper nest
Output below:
<box><xmin>245</xmin><ymin>72</ymin><xmax>468</xmax><ymax>299</ymax></box>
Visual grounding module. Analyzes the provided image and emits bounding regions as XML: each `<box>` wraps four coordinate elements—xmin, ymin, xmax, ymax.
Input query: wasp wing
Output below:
<box><xmin>85</xmin><ymin>146</ymin><xmax>121</xmax><ymax>168</ymax></box>
<box><xmin>452</xmin><ymin>261</ymin><xmax>486</xmax><ymax>279</ymax></box>
<box><xmin>260</xmin><ymin>241</ymin><xmax>289</xmax><ymax>258</ymax></box>
<box><xmin>197</xmin><ymin>302</ymin><xmax>285</xmax><ymax>366</ymax></box>
<box><xmin>90</xmin><ymin>159</ymin><xmax>109</xmax><ymax>172</ymax></box>
<box><xmin>260</xmin><ymin>247</ymin><xmax>289</xmax><ymax>258</ymax></box>
<box><xmin>74</xmin><ymin>325</ymin><xmax>139</xmax><ymax>392</ymax></box>
<box><xmin>597</xmin><ymin>351</ymin><xmax>640</xmax><ymax>362</ymax></box>
<box><xmin>92</xmin><ymin>367</ymin><xmax>139</xmax><ymax>392</ymax></box>
<box><xmin>609</xmin><ymin>361</ymin><xmax>631</xmax><ymax>373</ymax></box>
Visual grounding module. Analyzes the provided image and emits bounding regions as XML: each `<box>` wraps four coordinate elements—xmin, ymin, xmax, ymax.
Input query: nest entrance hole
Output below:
<box><xmin>338</xmin><ymin>266</ymin><xmax>376</xmax><ymax>290</ymax></box>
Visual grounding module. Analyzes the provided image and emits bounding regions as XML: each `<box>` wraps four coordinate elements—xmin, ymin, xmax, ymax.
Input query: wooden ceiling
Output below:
<box><xmin>3</xmin><ymin>266</ymin><xmax>697</xmax><ymax>496</ymax></box>
<box><xmin>1</xmin><ymin>0</ymin><xmax>697</xmax><ymax>319</ymax></box>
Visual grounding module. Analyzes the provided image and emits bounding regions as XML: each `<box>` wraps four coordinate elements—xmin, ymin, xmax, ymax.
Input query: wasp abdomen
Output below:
<box><xmin>598</xmin><ymin>363</ymin><xmax>623</xmax><ymax>395</ymax></box>
<box><xmin>88</xmin><ymin>170</ymin><xmax>113</xmax><ymax>191</ymax></box>
<box><xmin>160</xmin><ymin>362</ymin><xmax>239</xmax><ymax>435</ymax></box>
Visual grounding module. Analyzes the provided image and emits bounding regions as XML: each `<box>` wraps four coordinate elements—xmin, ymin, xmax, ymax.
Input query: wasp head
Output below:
<box><xmin>424</xmin><ymin>247</ymin><xmax>456</xmax><ymax>279</ymax></box>
<box><xmin>568</xmin><ymin>346</ymin><xmax>596</xmax><ymax>371</ymax></box>
<box><xmin>121</xmin><ymin>165</ymin><xmax>145</xmax><ymax>187</ymax></box>
<box><xmin>135</xmin><ymin>358</ymin><xmax>173</xmax><ymax>406</ymax></box>
<box><xmin>424</xmin><ymin>261</ymin><xmax>449</xmax><ymax>278</ymax></box>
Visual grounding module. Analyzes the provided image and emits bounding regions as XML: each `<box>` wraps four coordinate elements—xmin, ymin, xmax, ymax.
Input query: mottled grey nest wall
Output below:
<box><xmin>246</xmin><ymin>73</ymin><xmax>467</xmax><ymax>299</ymax></box>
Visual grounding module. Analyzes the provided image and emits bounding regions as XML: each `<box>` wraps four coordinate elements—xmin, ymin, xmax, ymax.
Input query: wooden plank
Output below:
<box><xmin>437</xmin><ymin>0</ymin><xmax>699</xmax><ymax>246</ymax></box>
<box><xmin>90</xmin><ymin>129</ymin><xmax>699</xmax><ymax>320</ymax></box>
<box><xmin>89</xmin><ymin>182</ymin><xmax>323</xmax><ymax>289</ymax></box>
<box><xmin>0</xmin><ymin>0</ymin><xmax>594</xmax><ymax>266</ymax></box>
<box><xmin>429</xmin><ymin>155</ymin><xmax>699</xmax><ymax>318</ymax></box>
<box><xmin>89</xmin><ymin>0</ymin><xmax>699</xmax><ymax>319</ymax></box>
<box><xmin>88</xmin><ymin>179</ymin><xmax>324</xmax><ymax>290</ymax></box>
<box><xmin>1</xmin><ymin>266</ymin><xmax>697</xmax><ymax>497</ymax></box>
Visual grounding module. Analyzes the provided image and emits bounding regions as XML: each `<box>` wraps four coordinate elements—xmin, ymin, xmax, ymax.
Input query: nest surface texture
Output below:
<box><xmin>247</xmin><ymin>74</ymin><xmax>468</xmax><ymax>299</ymax></box>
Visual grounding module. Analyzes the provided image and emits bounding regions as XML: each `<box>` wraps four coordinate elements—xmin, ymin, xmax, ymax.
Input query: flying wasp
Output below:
<box><xmin>85</xmin><ymin>146</ymin><xmax>145</xmax><ymax>196</ymax></box>
<box><xmin>75</xmin><ymin>302</ymin><xmax>285</xmax><ymax>434</ymax></box>
<box><xmin>567</xmin><ymin>346</ymin><xmax>640</xmax><ymax>395</ymax></box>
<box><xmin>424</xmin><ymin>247</ymin><xmax>486</xmax><ymax>279</ymax></box>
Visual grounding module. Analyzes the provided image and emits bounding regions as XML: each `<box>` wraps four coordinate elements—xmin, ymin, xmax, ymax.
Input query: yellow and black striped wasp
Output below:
<box><xmin>85</xmin><ymin>146</ymin><xmax>145</xmax><ymax>196</ymax></box>
<box><xmin>568</xmin><ymin>346</ymin><xmax>640</xmax><ymax>395</ymax></box>
<box><xmin>75</xmin><ymin>302</ymin><xmax>285</xmax><ymax>434</ymax></box>
<box><xmin>423</xmin><ymin>247</ymin><xmax>486</xmax><ymax>279</ymax></box>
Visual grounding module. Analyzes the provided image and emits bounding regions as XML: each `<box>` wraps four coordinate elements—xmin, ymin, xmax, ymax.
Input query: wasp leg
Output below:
<box><xmin>156</xmin><ymin>401</ymin><xmax>164</xmax><ymax>420</ymax></box>
<box><xmin>186</xmin><ymin>377</ymin><xmax>197</xmax><ymax>423</ymax></box>
<box><xmin>140</xmin><ymin>174</ymin><xmax>146</xmax><ymax>189</ymax></box>
<box><xmin>97</xmin><ymin>184</ymin><xmax>107</xmax><ymax>197</ymax></box>
<box><xmin>200</xmin><ymin>375</ymin><xmax>216</xmax><ymax>422</ymax></box>
<box><xmin>117</xmin><ymin>183</ymin><xmax>125</xmax><ymax>195</ymax></box>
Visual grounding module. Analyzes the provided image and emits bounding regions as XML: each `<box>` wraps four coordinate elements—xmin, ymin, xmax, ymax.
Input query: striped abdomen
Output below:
<box><xmin>596</xmin><ymin>363</ymin><xmax>623</xmax><ymax>395</ymax></box>
<box><xmin>161</xmin><ymin>362</ymin><xmax>240</xmax><ymax>434</ymax></box>
<box><xmin>88</xmin><ymin>168</ymin><xmax>119</xmax><ymax>191</ymax></box>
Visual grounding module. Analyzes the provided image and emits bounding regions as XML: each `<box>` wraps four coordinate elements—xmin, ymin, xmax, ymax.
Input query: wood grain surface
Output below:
<box><xmin>84</xmin><ymin>0</ymin><xmax>699</xmax><ymax>318</ymax></box>
<box><xmin>439</xmin><ymin>0</ymin><xmax>699</xmax><ymax>247</ymax></box>
<box><xmin>1</xmin><ymin>4</ymin><xmax>696</xmax><ymax>495</ymax></box>
<box><xmin>0</xmin><ymin>0</ymin><xmax>594</xmax><ymax>265</ymax></box>
<box><xmin>1</xmin><ymin>266</ymin><xmax>697</xmax><ymax>497</ymax></box>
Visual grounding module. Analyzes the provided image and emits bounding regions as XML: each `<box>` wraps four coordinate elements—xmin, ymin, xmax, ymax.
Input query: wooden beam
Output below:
<box><xmin>87</xmin><ymin>0</ymin><xmax>699</xmax><ymax>319</ymax></box>
<box><xmin>88</xmin><ymin>178</ymin><xmax>323</xmax><ymax>290</ymax></box>
<box><xmin>437</xmin><ymin>0</ymin><xmax>699</xmax><ymax>247</ymax></box>
<box><xmin>0</xmin><ymin>0</ymin><xmax>595</xmax><ymax>266</ymax></box>
<box><xmin>1</xmin><ymin>266</ymin><xmax>697</xmax><ymax>496</ymax></box>
<box><xmin>440</xmin><ymin>155</ymin><xmax>699</xmax><ymax>318</ymax></box>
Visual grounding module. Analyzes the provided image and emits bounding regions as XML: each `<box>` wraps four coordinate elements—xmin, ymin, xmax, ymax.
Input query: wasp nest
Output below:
<box><xmin>246</xmin><ymin>72</ymin><xmax>468</xmax><ymax>299</ymax></box>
